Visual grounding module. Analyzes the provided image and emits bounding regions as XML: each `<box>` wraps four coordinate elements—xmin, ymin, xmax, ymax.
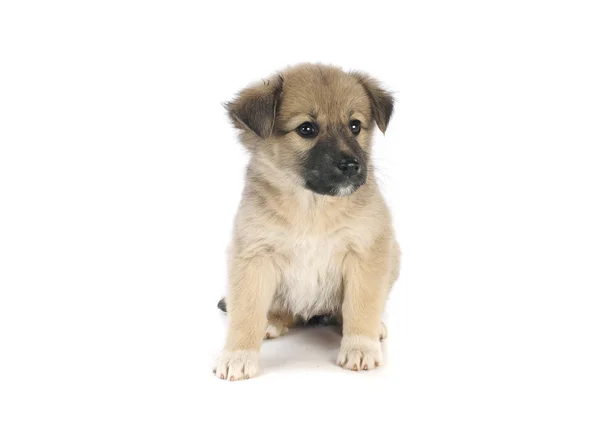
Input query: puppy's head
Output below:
<box><xmin>226</xmin><ymin>64</ymin><xmax>394</xmax><ymax>196</ymax></box>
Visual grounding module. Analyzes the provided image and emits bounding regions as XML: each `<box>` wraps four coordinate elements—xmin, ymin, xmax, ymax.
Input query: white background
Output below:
<box><xmin>1</xmin><ymin>0</ymin><xmax>599</xmax><ymax>424</ymax></box>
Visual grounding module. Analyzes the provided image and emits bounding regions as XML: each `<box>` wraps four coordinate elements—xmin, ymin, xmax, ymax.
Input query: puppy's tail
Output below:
<box><xmin>217</xmin><ymin>297</ymin><xmax>227</xmax><ymax>313</ymax></box>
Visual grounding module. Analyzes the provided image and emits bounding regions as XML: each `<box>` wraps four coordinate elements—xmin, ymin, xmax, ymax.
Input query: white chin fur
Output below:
<box><xmin>336</xmin><ymin>185</ymin><xmax>355</xmax><ymax>196</ymax></box>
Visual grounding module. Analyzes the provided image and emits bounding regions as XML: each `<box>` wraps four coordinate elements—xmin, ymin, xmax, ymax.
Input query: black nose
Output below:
<box><xmin>337</xmin><ymin>158</ymin><xmax>360</xmax><ymax>176</ymax></box>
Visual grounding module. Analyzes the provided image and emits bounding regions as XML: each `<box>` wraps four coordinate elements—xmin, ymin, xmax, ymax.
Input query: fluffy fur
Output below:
<box><xmin>214</xmin><ymin>63</ymin><xmax>400</xmax><ymax>380</ymax></box>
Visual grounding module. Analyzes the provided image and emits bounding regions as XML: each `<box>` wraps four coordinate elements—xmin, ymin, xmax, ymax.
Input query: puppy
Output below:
<box><xmin>214</xmin><ymin>63</ymin><xmax>400</xmax><ymax>380</ymax></box>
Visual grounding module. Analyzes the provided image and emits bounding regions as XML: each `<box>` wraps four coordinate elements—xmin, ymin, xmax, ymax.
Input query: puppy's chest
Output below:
<box><xmin>275</xmin><ymin>235</ymin><xmax>346</xmax><ymax>318</ymax></box>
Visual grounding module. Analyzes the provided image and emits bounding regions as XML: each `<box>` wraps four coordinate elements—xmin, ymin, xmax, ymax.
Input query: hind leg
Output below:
<box><xmin>217</xmin><ymin>297</ymin><xmax>294</xmax><ymax>340</ymax></box>
<box><xmin>265</xmin><ymin>311</ymin><xmax>295</xmax><ymax>339</ymax></box>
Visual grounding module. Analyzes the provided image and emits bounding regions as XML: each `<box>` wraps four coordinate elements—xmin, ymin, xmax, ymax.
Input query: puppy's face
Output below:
<box><xmin>226</xmin><ymin>64</ymin><xmax>394</xmax><ymax>196</ymax></box>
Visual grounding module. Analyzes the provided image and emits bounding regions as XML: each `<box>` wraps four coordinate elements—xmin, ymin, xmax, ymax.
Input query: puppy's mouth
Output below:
<box><xmin>303</xmin><ymin>174</ymin><xmax>366</xmax><ymax>197</ymax></box>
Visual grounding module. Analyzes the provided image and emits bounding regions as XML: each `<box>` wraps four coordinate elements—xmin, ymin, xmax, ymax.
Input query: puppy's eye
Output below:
<box><xmin>350</xmin><ymin>120</ymin><xmax>361</xmax><ymax>134</ymax></box>
<box><xmin>297</xmin><ymin>122</ymin><xmax>318</xmax><ymax>138</ymax></box>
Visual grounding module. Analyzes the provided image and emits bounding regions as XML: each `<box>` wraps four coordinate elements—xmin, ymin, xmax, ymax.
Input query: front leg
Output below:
<box><xmin>214</xmin><ymin>255</ymin><xmax>278</xmax><ymax>381</ymax></box>
<box><xmin>337</xmin><ymin>238</ymin><xmax>391</xmax><ymax>371</ymax></box>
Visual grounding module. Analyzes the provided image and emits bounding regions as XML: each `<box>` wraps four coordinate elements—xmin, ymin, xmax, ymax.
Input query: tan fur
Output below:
<box><xmin>214</xmin><ymin>63</ymin><xmax>400</xmax><ymax>380</ymax></box>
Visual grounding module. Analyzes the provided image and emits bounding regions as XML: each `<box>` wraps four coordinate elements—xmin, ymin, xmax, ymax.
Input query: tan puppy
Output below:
<box><xmin>214</xmin><ymin>63</ymin><xmax>400</xmax><ymax>380</ymax></box>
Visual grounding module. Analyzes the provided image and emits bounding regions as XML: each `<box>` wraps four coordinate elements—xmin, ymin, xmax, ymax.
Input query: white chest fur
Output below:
<box><xmin>275</xmin><ymin>234</ymin><xmax>345</xmax><ymax>319</ymax></box>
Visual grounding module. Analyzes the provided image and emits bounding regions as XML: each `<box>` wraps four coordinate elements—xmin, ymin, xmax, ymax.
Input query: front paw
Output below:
<box><xmin>337</xmin><ymin>336</ymin><xmax>383</xmax><ymax>371</ymax></box>
<box><xmin>214</xmin><ymin>350</ymin><xmax>259</xmax><ymax>381</ymax></box>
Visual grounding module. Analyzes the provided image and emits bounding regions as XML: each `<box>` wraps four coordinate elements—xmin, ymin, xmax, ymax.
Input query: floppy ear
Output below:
<box><xmin>353</xmin><ymin>72</ymin><xmax>395</xmax><ymax>134</ymax></box>
<box><xmin>225</xmin><ymin>75</ymin><xmax>283</xmax><ymax>139</ymax></box>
